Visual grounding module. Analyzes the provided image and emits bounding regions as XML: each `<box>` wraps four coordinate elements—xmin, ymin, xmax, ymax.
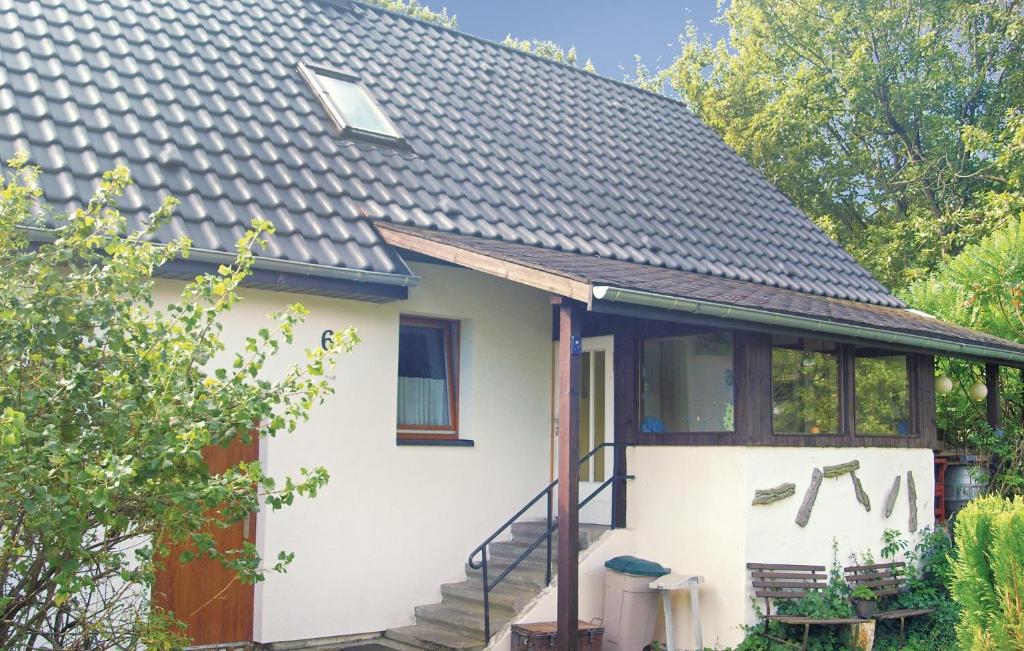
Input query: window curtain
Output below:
<box><xmin>398</xmin><ymin>376</ymin><xmax>450</xmax><ymax>426</ymax></box>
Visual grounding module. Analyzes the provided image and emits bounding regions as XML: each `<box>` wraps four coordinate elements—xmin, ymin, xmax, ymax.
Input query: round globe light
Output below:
<box><xmin>969</xmin><ymin>381</ymin><xmax>989</xmax><ymax>402</ymax></box>
<box><xmin>935</xmin><ymin>375</ymin><xmax>954</xmax><ymax>395</ymax></box>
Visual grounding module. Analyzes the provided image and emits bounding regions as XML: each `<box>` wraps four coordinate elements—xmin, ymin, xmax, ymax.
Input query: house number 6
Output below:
<box><xmin>321</xmin><ymin>329</ymin><xmax>334</xmax><ymax>351</ymax></box>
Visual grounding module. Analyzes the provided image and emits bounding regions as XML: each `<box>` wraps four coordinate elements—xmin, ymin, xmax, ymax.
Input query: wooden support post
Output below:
<box><xmin>986</xmin><ymin>363</ymin><xmax>1001</xmax><ymax>430</ymax></box>
<box><xmin>557</xmin><ymin>299</ymin><xmax>582</xmax><ymax>651</ymax></box>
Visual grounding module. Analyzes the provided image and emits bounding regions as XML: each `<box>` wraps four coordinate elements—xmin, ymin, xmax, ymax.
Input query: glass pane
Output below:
<box><xmin>856</xmin><ymin>355</ymin><xmax>909</xmax><ymax>435</ymax></box>
<box><xmin>640</xmin><ymin>333</ymin><xmax>734</xmax><ymax>433</ymax></box>
<box><xmin>318</xmin><ymin>74</ymin><xmax>400</xmax><ymax>138</ymax></box>
<box><xmin>771</xmin><ymin>338</ymin><xmax>839</xmax><ymax>434</ymax></box>
<box><xmin>397</xmin><ymin>324</ymin><xmax>450</xmax><ymax>427</ymax></box>
<box><xmin>579</xmin><ymin>353</ymin><xmax>591</xmax><ymax>482</ymax></box>
<box><xmin>593</xmin><ymin>351</ymin><xmax>606</xmax><ymax>482</ymax></box>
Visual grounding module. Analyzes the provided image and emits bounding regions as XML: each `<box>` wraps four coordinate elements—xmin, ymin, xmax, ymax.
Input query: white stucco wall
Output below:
<box><xmin>152</xmin><ymin>267</ymin><xmax>937</xmax><ymax>648</ymax></box>
<box><xmin>627</xmin><ymin>446</ymin><xmax>935</xmax><ymax>649</ymax></box>
<box><xmin>156</xmin><ymin>261</ymin><xmax>554</xmax><ymax>643</ymax></box>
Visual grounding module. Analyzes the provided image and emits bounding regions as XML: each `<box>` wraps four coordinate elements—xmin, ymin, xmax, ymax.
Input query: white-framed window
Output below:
<box><xmin>299</xmin><ymin>62</ymin><xmax>403</xmax><ymax>142</ymax></box>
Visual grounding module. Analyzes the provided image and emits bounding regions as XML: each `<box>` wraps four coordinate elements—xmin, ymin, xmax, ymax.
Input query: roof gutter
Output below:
<box><xmin>592</xmin><ymin>285</ymin><xmax>1024</xmax><ymax>366</ymax></box>
<box><xmin>187</xmin><ymin>247</ymin><xmax>419</xmax><ymax>287</ymax></box>
<box><xmin>18</xmin><ymin>225</ymin><xmax>420</xmax><ymax>288</ymax></box>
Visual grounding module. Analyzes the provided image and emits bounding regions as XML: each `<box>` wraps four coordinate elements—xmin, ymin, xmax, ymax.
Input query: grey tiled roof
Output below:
<box><xmin>0</xmin><ymin>0</ymin><xmax>899</xmax><ymax>305</ymax></box>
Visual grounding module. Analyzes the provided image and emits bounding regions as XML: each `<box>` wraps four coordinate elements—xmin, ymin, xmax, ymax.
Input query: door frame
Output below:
<box><xmin>551</xmin><ymin>335</ymin><xmax>614</xmax><ymax>524</ymax></box>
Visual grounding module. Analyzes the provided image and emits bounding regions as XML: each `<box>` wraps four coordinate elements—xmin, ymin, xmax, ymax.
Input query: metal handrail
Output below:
<box><xmin>467</xmin><ymin>442</ymin><xmax>633</xmax><ymax>641</ymax></box>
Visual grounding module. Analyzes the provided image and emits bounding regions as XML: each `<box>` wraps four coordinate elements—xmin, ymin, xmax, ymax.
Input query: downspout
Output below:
<box><xmin>591</xmin><ymin>285</ymin><xmax>1024</xmax><ymax>366</ymax></box>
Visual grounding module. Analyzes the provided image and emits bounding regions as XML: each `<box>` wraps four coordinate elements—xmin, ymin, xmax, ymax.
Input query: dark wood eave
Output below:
<box><xmin>376</xmin><ymin>221</ymin><xmax>592</xmax><ymax>303</ymax></box>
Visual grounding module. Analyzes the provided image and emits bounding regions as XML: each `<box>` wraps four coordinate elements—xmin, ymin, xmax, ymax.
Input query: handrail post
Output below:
<box><xmin>481</xmin><ymin>547</ymin><xmax>490</xmax><ymax>641</ymax></box>
<box><xmin>545</xmin><ymin>485</ymin><xmax>553</xmax><ymax>586</ymax></box>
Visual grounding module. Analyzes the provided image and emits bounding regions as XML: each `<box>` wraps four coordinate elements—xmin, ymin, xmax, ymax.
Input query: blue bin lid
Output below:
<box><xmin>604</xmin><ymin>555</ymin><xmax>670</xmax><ymax>577</ymax></box>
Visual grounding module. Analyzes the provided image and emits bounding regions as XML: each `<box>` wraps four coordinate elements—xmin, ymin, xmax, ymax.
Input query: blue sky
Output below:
<box><xmin>429</xmin><ymin>1</ymin><xmax>727</xmax><ymax>81</ymax></box>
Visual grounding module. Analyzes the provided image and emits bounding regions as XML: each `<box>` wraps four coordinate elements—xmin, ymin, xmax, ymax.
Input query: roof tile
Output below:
<box><xmin>0</xmin><ymin>0</ymin><xmax>900</xmax><ymax>299</ymax></box>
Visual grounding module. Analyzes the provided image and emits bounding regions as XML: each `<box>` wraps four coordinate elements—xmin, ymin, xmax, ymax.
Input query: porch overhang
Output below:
<box><xmin>375</xmin><ymin>222</ymin><xmax>1024</xmax><ymax>368</ymax></box>
<box><xmin>592</xmin><ymin>285</ymin><xmax>1024</xmax><ymax>367</ymax></box>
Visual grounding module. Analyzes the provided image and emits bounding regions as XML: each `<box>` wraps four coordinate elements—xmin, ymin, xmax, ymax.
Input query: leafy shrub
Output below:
<box><xmin>951</xmin><ymin>495</ymin><xmax>1024</xmax><ymax>649</ymax></box>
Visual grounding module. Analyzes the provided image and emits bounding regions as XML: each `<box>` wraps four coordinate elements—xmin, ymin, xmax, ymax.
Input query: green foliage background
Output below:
<box><xmin>951</xmin><ymin>495</ymin><xmax>1024</xmax><ymax>649</ymax></box>
<box><xmin>661</xmin><ymin>0</ymin><xmax>1024</xmax><ymax>292</ymax></box>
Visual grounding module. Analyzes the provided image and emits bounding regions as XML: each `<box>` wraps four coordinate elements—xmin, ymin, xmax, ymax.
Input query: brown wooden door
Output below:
<box><xmin>153</xmin><ymin>435</ymin><xmax>258</xmax><ymax>645</ymax></box>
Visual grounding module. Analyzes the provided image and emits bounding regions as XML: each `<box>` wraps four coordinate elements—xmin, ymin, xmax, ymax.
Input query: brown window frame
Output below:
<box><xmin>397</xmin><ymin>316</ymin><xmax>460</xmax><ymax>441</ymax></box>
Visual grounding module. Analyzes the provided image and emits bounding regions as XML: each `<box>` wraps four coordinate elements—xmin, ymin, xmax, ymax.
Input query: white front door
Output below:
<box><xmin>552</xmin><ymin>336</ymin><xmax>615</xmax><ymax>525</ymax></box>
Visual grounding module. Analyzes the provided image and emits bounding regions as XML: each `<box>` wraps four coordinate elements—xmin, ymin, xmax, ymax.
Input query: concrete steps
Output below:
<box><xmin>382</xmin><ymin>521</ymin><xmax>608</xmax><ymax>650</ymax></box>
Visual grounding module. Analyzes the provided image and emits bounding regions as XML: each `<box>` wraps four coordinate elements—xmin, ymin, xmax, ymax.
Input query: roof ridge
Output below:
<box><xmin>333</xmin><ymin>0</ymin><xmax>690</xmax><ymax>110</ymax></box>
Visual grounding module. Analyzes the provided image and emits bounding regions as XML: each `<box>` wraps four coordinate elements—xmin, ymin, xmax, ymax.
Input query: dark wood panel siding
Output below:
<box><xmin>735</xmin><ymin>331</ymin><xmax>772</xmax><ymax>440</ymax></box>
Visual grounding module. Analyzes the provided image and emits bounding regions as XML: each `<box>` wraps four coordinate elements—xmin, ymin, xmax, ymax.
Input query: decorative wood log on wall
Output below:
<box><xmin>883</xmin><ymin>475</ymin><xmax>901</xmax><ymax>518</ymax></box>
<box><xmin>823</xmin><ymin>460</ymin><xmax>860</xmax><ymax>478</ymax></box>
<box><xmin>795</xmin><ymin>468</ymin><xmax>824</xmax><ymax>527</ymax></box>
<box><xmin>752</xmin><ymin>482</ymin><xmax>796</xmax><ymax>505</ymax></box>
<box><xmin>850</xmin><ymin>472</ymin><xmax>871</xmax><ymax>512</ymax></box>
<box><xmin>907</xmin><ymin>470</ymin><xmax>918</xmax><ymax>532</ymax></box>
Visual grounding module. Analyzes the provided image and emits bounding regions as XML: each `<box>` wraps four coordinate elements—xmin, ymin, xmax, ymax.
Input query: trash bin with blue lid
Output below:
<box><xmin>602</xmin><ymin>555</ymin><xmax>670</xmax><ymax>651</ymax></box>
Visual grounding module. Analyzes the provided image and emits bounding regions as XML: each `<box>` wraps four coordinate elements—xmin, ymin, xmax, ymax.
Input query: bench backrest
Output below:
<box><xmin>747</xmin><ymin>563</ymin><xmax>828</xmax><ymax>601</ymax></box>
<box><xmin>844</xmin><ymin>562</ymin><xmax>906</xmax><ymax>598</ymax></box>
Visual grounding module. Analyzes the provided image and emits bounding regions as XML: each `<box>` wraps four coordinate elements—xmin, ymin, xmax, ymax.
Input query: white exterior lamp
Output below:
<box><xmin>969</xmin><ymin>381</ymin><xmax>989</xmax><ymax>402</ymax></box>
<box><xmin>935</xmin><ymin>375</ymin><xmax>954</xmax><ymax>395</ymax></box>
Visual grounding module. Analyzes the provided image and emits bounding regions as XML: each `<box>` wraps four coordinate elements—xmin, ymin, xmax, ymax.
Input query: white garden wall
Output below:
<box><xmin>627</xmin><ymin>446</ymin><xmax>935</xmax><ymax>649</ymax></box>
<box><xmin>155</xmin><ymin>261</ymin><xmax>554</xmax><ymax>643</ymax></box>
<box><xmin>490</xmin><ymin>447</ymin><xmax>932</xmax><ymax>651</ymax></box>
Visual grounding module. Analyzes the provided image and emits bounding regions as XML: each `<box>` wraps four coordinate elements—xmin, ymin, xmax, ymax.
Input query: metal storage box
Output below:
<box><xmin>510</xmin><ymin>621</ymin><xmax>604</xmax><ymax>650</ymax></box>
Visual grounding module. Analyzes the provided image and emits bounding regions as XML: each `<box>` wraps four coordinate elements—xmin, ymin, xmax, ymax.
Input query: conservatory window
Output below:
<box><xmin>639</xmin><ymin>333</ymin><xmax>735</xmax><ymax>433</ymax></box>
<box><xmin>854</xmin><ymin>352</ymin><xmax>910</xmax><ymax>436</ymax></box>
<box><xmin>772</xmin><ymin>336</ymin><xmax>840</xmax><ymax>435</ymax></box>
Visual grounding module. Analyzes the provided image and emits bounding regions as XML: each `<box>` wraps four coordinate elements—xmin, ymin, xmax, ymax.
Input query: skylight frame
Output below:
<box><xmin>299</xmin><ymin>61</ymin><xmax>406</xmax><ymax>146</ymax></box>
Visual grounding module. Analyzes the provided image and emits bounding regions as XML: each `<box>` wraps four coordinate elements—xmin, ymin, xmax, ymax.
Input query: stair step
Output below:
<box><xmin>415</xmin><ymin>603</ymin><xmax>508</xmax><ymax>637</ymax></box>
<box><xmin>441</xmin><ymin>580</ymin><xmax>539</xmax><ymax>612</ymax></box>
<box><xmin>465</xmin><ymin>562</ymin><xmax>548</xmax><ymax>589</ymax></box>
<box><xmin>487</xmin><ymin>551</ymin><xmax>556</xmax><ymax>572</ymax></box>
<box><xmin>385</xmin><ymin>625</ymin><xmax>484</xmax><ymax>651</ymax></box>
<box><xmin>383</xmin><ymin>522</ymin><xmax>612</xmax><ymax>649</ymax></box>
<box><xmin>509</xmin><ymin>521</ymin><xmax>609</xmax><ymax>543</ymax></box>
<box><xmin>339</xmin><ymin>639</ymin><xmax>424</xmax><ymax>651</ymax></box>
<box><xmin>489</xmin><ymin>538</ymin><xmax>559</xmax><ymax>560</ymax></box>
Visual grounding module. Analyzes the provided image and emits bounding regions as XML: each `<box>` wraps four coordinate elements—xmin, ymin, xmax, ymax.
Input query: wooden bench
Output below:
<box><xmin>748</xmin><ymin>563</ymin><xmax>867</xmax><ymax>650</ymax></box>
<box><xmin>845</xmin><ymin>562</ymin><xmax>935</xmax><ymax>645</ymax></box>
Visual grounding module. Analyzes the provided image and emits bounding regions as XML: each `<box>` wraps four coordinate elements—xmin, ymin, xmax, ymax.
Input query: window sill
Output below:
<box><xmin>396</xmin><ymin>438</ymin><xmax>475</xmax><ymax>447</ymax></box>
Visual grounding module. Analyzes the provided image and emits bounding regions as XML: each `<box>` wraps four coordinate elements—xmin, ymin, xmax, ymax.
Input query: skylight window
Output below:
<box><xmin>300</xmin><ymin>63</ymin><xmax>402</xmax><ymax>142</ymax></box>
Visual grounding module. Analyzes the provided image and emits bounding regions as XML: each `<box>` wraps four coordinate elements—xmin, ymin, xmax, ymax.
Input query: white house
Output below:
<box><xmin>2</xmin><ymin>0</ymin><xmax>1022</xmax><ymax>649</ymax></box>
